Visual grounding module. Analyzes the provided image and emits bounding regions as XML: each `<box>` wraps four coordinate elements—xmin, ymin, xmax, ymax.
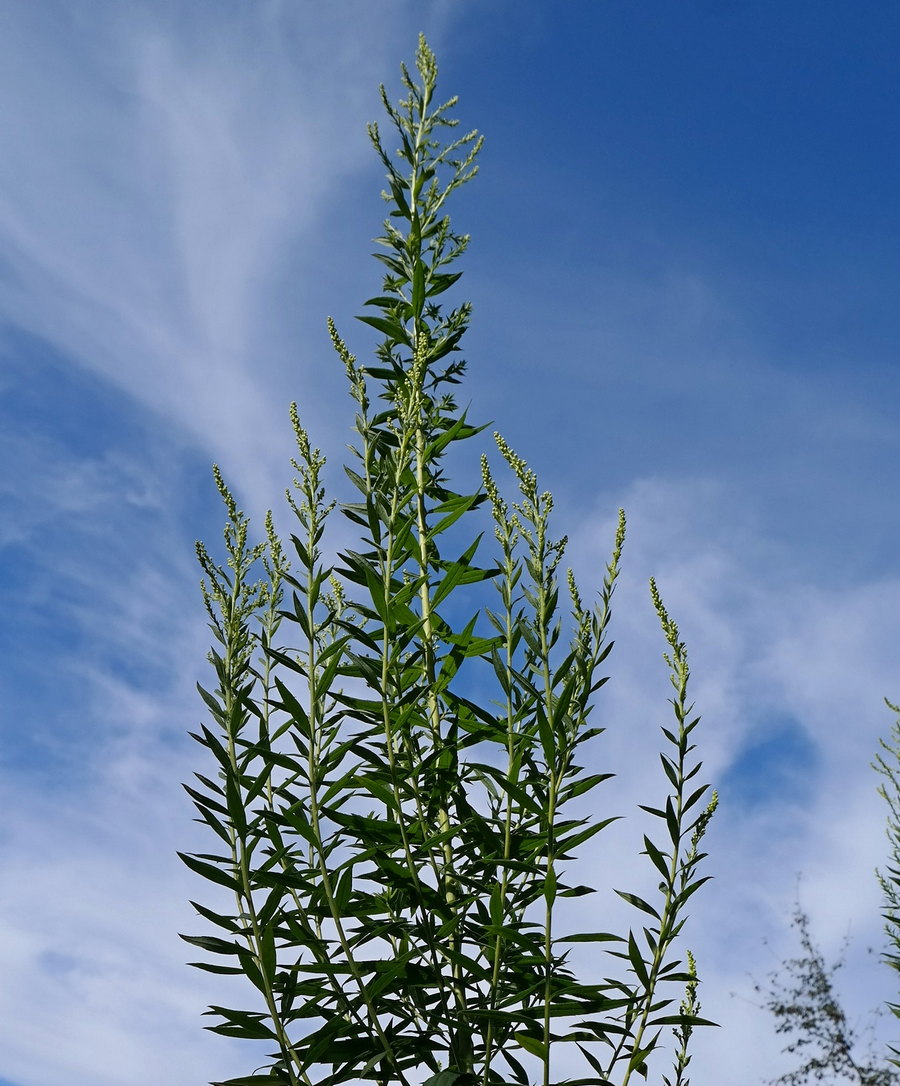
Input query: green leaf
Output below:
<box><xmin>489</xmin><ymin>879</ymin><xmax>504</xmax><ymax>929</ymax></box>
<box><xmin>180</xmin><ymin>933</ymin><xmax>241</xmax><ymax>956</ymax></box>
<box><xmin>537</xmin><ymin>706</ymin><xmax>554</xmax><ymax>765</ymax></box>
<box><xmin>213</xmin><ymin>1077</ymin><xmax>292</xmax><ymax>1086</ymax></box>
<box><xmin>615</xmin><ymin>889</ymin><xmax>661</xmax><ymax>921</ymax></box>
<box><xmin>363</xmin><ymin>294</ymin><xmax>405</xmax><ymax>309</ymax></box>
<box><xmin>183</xmin><ymin>783</ymin><xmax>230</xmax><ymax>821</ymax></box>
<box><xmin>627</xmin><ymin>1032</ymin><xmax>660</xmax><ymax>1075</ymax></box>
<box><xmin>627</xmin><ymin>930</ymin><xmax>650</xmax><ymax>987</ymax></box>
<box><xmin>683</xmin><ymin>782</ymin><xmax>710</xmax><ymax>814</ymax></box>
<box><xmin>556</xmin><ymin>932</ymin><xmax>622</xmax><ymax>944</ymax></box>
<box><xmin>469</xmin><ymin>762</ymin><xmax>543</xmax><ymax>816</ymax></box>
<box><xmin>178</xmin><ymin>852</ymin><xmax>240</xmax><ymax>893</ymax></box>
<box><xmin>557</xmin><ymin>818</ymin><xmax>619</xmax><ymax>855</ymax></box>
<box><xmin>260</xmin><ymin>923</ymin><xmax>276</xmax><ymax>986</ymax></box>
<box><xmin>189</xmin><ymin>900</ymin><xmax>242</xmax><ymax>934</ymax></box>
<box><xmin>335</xmin><ymin>864</ymin><xmax>354</xmax><ymax>913</ymax></box>
<box><xmin>642</xmin><ymin>834</ymin><xmax>671</xmax><ymax>883</ymax></box>
<box><xmin>647</xmin><ymin>1014</ymin><xmax>719</xmax><ymax>1028</ymax></box>
<box><xmin>544</xmin><ymin>865</ymin><xmax>557</xmax><ymax>906</ymax></box>
<box><xmin>501</xmin><ymin>1049</ymin><xmax>530</xmax><ymax>1086</ymax></box>
<box><xmin>196</xmin><ymin>723</ymin><xmax>232</xmax><ymax>774</ymax></box>
<box><xmin>674</xmin><ymin>874</ymin><xmax>714</xmax><ymax>907</ymax></box>
<box><xmin>187</xmin><ymin>961</ymin><xmax>244</xmax><ymax>975</ymax></box>
<box><xmin>659</xmin><ymin>752</ymin><xmax>679</xmax><ymax>788</ymax></box>
<box><xmin>560</xmin><ymin>772</ymin><xmax>614</xmax><ymax>801</ymax></box>
<box><xmin>357</xmin><ymin>313</ymin><xmax>411</xmax><ymax>345</ymax></box>
<box><xmin>427</xmin><ymin>270</ymin><xmax>462</xmax><ymax>298</ymax></box>
<box><xmin>431</xmin><ymin>536</ymin><xmax>488</xmax><ymax>608</ymax></box>
<box><xmin>197</xmin><ymin>682</ymin><xmax>224</xmax><ymax>718</ymax></box>
<box><xmin>576</xmin><ymin>1041</ymin><xmax>611</xmax><ymax>1080</ymax></box>
<box><xmin>514</xmin><ymin>1032</ymin><xmax>548</xmax><ymax>1060</ymax></box>
<box><xmin>223</xmin><ymin>772</ymin><xmax>247</xmax><ymax>838</ymax></box>
<box><xmin>411</xmin><ymin>258</ymin><xmax>426</xmax><ymax>316</ymax></box>
<box><xmin>665</xmin><ymin>796</ymin><xmax>681</xmax><ymax>847</ymax></box>
<box><xmin>558</xmin><ymin>884</ymin><xmax>597</xmax><ymax>898</ymax></box>
<box><xmin>271</xmin><ymin>675</ymin><xmax>310</xmax><ymax>731</ymax></box>
<box><xmin>235</xmin><ymin>945</ymin><xmax>267</xmax><ymax>994</ymax></box>
<box><xmin>206</xmin><ymin>1018</ymin><xmax>277</xmax><ymax>1041</ymax></box>
<box><xmin>422</xmin><ymin>1075</ymin><xmax>463</xmax><ymax>1086</ymax></box>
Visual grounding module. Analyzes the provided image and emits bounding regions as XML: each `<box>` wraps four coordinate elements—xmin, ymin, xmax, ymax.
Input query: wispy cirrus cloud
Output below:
<box><xmin>0</xmin><ymin>1</ymin><xmax>452</xmax><ymax>507</ymax></box>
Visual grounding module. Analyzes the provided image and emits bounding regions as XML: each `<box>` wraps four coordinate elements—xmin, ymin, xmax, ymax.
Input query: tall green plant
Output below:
<box><xmin>183</xmin><ymin>36</ymin><xmax>717</xmax><ymax>1086</ymax></box>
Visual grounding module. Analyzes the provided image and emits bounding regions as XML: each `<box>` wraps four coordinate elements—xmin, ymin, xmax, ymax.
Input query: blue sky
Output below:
<box><xmin>2</xmin><ymin>1</ymin><xmax>899</xmax><ymax>1083</ymax></box>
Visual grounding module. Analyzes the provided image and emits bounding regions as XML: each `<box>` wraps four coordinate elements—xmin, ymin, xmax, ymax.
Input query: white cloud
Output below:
<box><xmin>1</xmin><ymin>5</ymin><xmax>898</xmax><ymax>1085</ymax></box>
<box><xmin>0</xmin><ymin>8</ymin><xmax>493</xmax><ymax>1082</ymax></box>
<box><xmin>0</xmin><ymin>736</ymin><xmax>253</xmax><ymax>1086</ymax></box>
<box><xmin>566</xmin><ymin>471</ymin><xmax>900</xmax><ymax>1081</ymax></box>
<box><xmin>0</xmin><ymin>1</ymin><xmax>456</xmax><ymax>511</ymax></box>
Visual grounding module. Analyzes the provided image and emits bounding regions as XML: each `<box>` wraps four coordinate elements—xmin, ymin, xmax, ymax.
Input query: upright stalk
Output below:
<box><xmin>184</xmin><ymin>36</ymin><xmax>717</xmax><ymax>1086</ymax></box>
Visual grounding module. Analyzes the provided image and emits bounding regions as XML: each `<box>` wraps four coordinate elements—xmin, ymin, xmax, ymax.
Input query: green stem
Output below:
<box><xmin>221</xmin><ymin>587</ymin><xmax>308</xmax><ymax>1086</ymax></box>
<box><xmin>617</xmin><ymin>664</ymin><xmax>690</xmax><ymax>1086</ymax></box>
<box><xmin>368</xmin><ymin>409</ymin><xmax>457</xmax><ymax>1061</ymax></box>
<box><xmin>301</xmin><ymin>513</ymin><xmax>410</xmax><ymax>1084</ymax></box>
<box><xmin>404</xmin><ymin>75</ymin><xmax>472</xmax><ymax>1072</ymax></box>
<box><xmin>483</xmin><ymin>519</ymin><xmax>520</xmax><ymax>1084</ymax></box>
<box><xmin>536</xmin><ymin>519</ymin><xmax>558</xmax><ymax>1086</ymax></box>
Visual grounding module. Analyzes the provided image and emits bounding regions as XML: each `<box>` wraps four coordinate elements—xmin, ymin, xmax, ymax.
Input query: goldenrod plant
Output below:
<box><xmin>183</xmin><ymin>36</ymin><xmax>717</xmax><ymax>1086</ymax></box>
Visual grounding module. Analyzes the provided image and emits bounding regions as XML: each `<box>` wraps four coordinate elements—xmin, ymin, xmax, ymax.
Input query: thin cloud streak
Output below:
<box><xmin>0</xmin><ymin>2</ymin><xmax>438</xmax><ymax>507</ymax></box>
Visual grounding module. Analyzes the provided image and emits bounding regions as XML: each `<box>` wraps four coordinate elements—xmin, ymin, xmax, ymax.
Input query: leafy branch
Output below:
<box><xmin>182</xmin><ymin>35</ymin><xmax>717</xmax><ymax>1086</ymax></box>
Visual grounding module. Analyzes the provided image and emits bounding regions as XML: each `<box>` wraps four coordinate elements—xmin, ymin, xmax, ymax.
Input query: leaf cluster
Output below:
<box><xmin>183</xmin><ymin>36</ymin><xmax>716</xmax><ymax>1086</ymax></box>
